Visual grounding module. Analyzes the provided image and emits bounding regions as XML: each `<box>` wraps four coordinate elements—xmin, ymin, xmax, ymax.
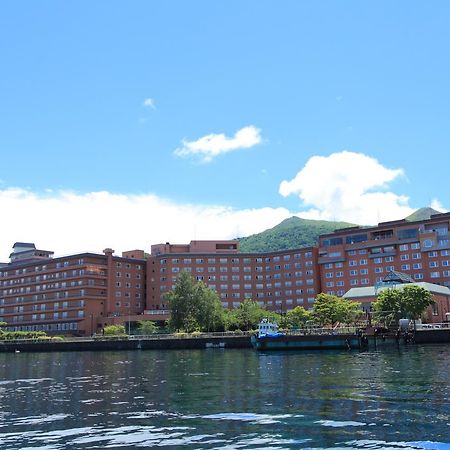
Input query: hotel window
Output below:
<box><xmin>183</xmin><ymin>258</ymin><xmax>192</xmax><ymax>264</ymax></box>
<box><xmin>432</xmin><ymin>303</ymin><xmax>439</xmax><ymax>316</ymax></box>
<box><xmin>196</xmin><ymin>276</ymin><xmax>204</xmax><ymax>281</ymax></box>
<box><xmin>325</xmin><ymin>272</ymin><xmax>333</xmax><ymax>278</ymax></box>
<box><xmin>336</xmin><ymin>281</ymin><xmax>344</xmax><ymax>287</ymax></box>
<box><xmin>294</xmin><ymin>254</ymin><xmax>301</xmax><ymax>259</ymax></box>
<box><xmin>350</xmin><ymin>279</ymin><xmax>358</xmax><ymax>286</ymax></box>
<box><xmin>386</xmin><ymin>266</ymin><xmax>394</xmax><ymax>271</ymax></box>
<box><xmin>295</xmin><ymin>271</ymin><xmax>302</xmax><ymax>277</ymax></box>
<box><xmin>349</xmin><ymin>260</ymin><xmax>357</xmax><ymax>266</ymax></box>
<box><xmin>231</xmin><ymin>275</ymin><xmax>239</xmax><ymax>281</ymax></box>
<box><xmin>375</xmin><ymin>267</ymin><xmax>383</xmax><ymax>273</ymax></box>
<box><xmin>220</xmin><ymin>258</ymin><xmax>227</xmax><ymax>264</ymax></box>
<box><xmin>256</xmin><ymin>258</ymin><xmax>263</xmax><ymax>263</ymax></box>
<box><xmin>283</xmin><ymin>255</ymin><xmax>291</xmax><ymax>261</ymax></box>
<box><xmin>374</xmin><ymin>257</ymin><xmax>382</xmax><ymax>264</ymax></box>
<box><xmin>411</xmin><ymin>243</ymin><xmax>420</xmax><ymax>250</ymax></box>
<box><xmin>220</xmin><ymin>275</ymin><xmax>228</xmax><ymax>281</ymax></box>
<box><xmin>401</xmin><ymin>264</ymin><xmax>410</xmax><ymax>271</ymax></box>
<box><xmin>335</xmin><ymin>262</ymin><xmax>343</xmax><ymax>268</ymax></box>
<box><xmin>442</xmin><ymin>261</ymin><xmax>450</xmax><ymax>266</ymax></box>
<box><xmin>399</xmin><ymin>244</ymin><xmax>409</xmax><ymax>251</ymax></box>
<box><xmin>306</xmin><ymin>279</ymin><xmax>314</xmax><ymax>285</ymax></box>
<box><xmin>349</xmin><ymin>269</ymin><xmax>357</xmax><ymax>276</ymax></box>
<box><xmin>220</xmin><ymin>267</ymin><xmax>228</xmax><ymax>272</ymax></box>
<box><xmin>414</xmin><ymin>273</ymin><xmax>423</xmax><ymax>280</ymax></box>
<box><xmin>400</xmin><ymin>254</ymin><xmax>409</xmax><ymax>260</ymax></box>
<box><xmin>208</xmin><ymin>258</ymin><xmax>216</xmax><ymax>264</ymax></box>
<box><xmin>443</xmin><ymin>271</ymin><xmax>450</xmax><ymax>277</ymax></box>
<box><xmin>429</xmin><ymin>261</ymin><xmax>439</xmax><ymax>268</ymax></box>
<box><xmin>428</xmin><ymin>251</ymin><xmax>438</xmax><ymax>258</ymax></box>
<box><xmin>326</xmin><ymin>281</ymin><xmax>334</xmax><ymax>288</ymax></box>
<box><xmin>358</xmin><ymin>249</ymin><xmax>367</xmax><ymax>254</ymax></box>
<box><xmin>430</xmin><ymin>271</ymin><xmax>440</xmax><ymax>278</ymax></box>
<box><xmin>360</xmin><ymin>269</ymin><xmax>369</xmax><ymax>275</ymax></box>
<box><xmin>196</xmin><ymin>258</ymin><xmax>204</xmax><ymax>264</ymax></box>
<box><xmin>335</xmin><ymin>271</ymin><xmax>344</xmax><ymax>278</ymax></box>
<box><xmin>324</xmin><ymin>263</ymin><xmax>333</xmax><ymax>269</ymax></box>
<box><xmin>305</xmin><ymin>252</ymin><xmax>313</xmax><ymax>258</ymax></box>
<box><xmin>412</xmin><ymin>253</ymin><xmax>422</xmax><ymax>259</ymax></box>
<box><xmin>208</xmin><ymin>267</ymin><xmax>216</xmax><ymax>273</ymax></box>
<box><xmin>385</xmin><ymin>257</ymin><xmax>394</xmax><ymax>262</ymax></box>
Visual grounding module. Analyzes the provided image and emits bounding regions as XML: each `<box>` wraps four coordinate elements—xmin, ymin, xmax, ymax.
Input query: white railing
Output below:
<box><xmin>415</xmin><ymin>322</ymin><xmax>450</xmax><ymax>330</ymax></box>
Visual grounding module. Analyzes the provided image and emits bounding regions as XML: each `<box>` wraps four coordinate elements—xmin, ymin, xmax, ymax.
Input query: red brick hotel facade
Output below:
<box><xmin>2</xmin><ymin>212</ymin><xmax>450</xmax><ymax>335</ymax></box>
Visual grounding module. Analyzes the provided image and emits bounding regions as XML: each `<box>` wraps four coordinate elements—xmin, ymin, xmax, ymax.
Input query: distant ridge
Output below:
<box><xmin>239</xmin><ymin>207</ymin><xmax>446</xmax><ymax>253</ymax></box>
<box><xmin>239</xmin><ymin>216</ymin><xmax>356</xmax><ymax>253</ymax></box>
<box><xmin>405</xmin><ymin>207</ymin><xmax>442</xmax><ymax>222</ymax></box>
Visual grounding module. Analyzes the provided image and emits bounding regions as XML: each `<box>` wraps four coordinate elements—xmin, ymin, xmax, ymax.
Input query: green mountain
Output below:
<box><xmin>239</xmin><ymin>216</ymin><xmax>357</xmax><ymax>253</ymax></box>
<box><xmin>405</xmin><ymin>207</ymin><xmax>442</xmax><ymax>222</ymax></box>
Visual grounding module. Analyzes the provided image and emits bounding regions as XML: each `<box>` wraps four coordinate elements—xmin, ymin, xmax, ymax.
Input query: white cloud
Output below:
<box><xmin>143</xmin><ymin>98</ymin><xmax>155</xmax><ymax>109</ymax></box>
<box><xmin>0</xmin><ymin>187</ymin><xmax>292</xmax><ymax>261</ymax></box>
<box><xmin>279</xmin><ymin>151</ymin><xmax>416</xmax><ymax>224</ymax></box>
<box><xmin>174</xmin><ymin>125</ymin><xmax>262</xmax><ymax>163</ymax></box>
<box><xmin>430</xmin><ymin>198</ymin><xmax>447</xmax><ymax>213</ymax></box>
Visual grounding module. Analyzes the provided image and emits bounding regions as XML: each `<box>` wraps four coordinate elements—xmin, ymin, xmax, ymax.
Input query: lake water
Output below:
<box><xmin>0</xmin><ymin>345</ymin><xmax>449</xmax><ymax>449</ymax></box>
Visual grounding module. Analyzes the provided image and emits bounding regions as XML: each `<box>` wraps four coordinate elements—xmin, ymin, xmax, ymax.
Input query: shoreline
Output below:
<box><xmin>0</xmin><ymin>328</ymin><xmax>449</xmax><ymax>353</ymax></box>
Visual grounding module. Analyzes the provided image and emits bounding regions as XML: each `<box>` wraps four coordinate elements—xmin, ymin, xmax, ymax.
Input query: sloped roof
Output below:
<box><xmin>343</xmin><ymin>282</ymin><xmax>450</xmax><ymax>300</ymax></box>
<box><xmin>382</xmin><ymin>270</ymin><xmax>414</xmax><ymax>284</ymax></box>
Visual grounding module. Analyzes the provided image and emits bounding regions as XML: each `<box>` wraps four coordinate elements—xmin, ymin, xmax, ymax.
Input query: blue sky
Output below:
<box><xmin>1</xmin><ymin>1</ymin><xmax>449</xmax><ymax>259</ymax></box>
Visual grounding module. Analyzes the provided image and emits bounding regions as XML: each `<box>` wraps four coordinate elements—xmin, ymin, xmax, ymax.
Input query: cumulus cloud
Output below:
<box><xmin>430</xmin><ymin>198</ymin><xmax>447</xmax><ymax>213</ymax></box>
<box><xmin>143</xmin><ymin>98</ymin><xmax>155</xmax><ymax>109</ymax></box>
<box><xmin>279</xmin><ymin>151</ymin><xmax>415</xmax><ymax>224</ymax></box>
<box><xmin>0</xmin><ymin>187</ymin><xmax>292</xmax><ymax>261</ymax></box>
<box><xmin>174</xmin><ymin>125</ymin><xmax>262</xmax><ymax>163</ymax></box>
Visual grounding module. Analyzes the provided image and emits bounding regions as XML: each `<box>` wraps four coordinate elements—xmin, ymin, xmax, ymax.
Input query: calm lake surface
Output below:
<box><xmin>0</xmin><ymin>345</ymin><xmax>448</xmax><ymax>450</ymax></box>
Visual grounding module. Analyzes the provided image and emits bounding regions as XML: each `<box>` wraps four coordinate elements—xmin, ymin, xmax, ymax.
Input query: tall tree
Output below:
<box><xmin>228</xmin><ymin>299</ymin><xmax>279</xmax><ymax>331</ymax></box>
<box><xmin>312</xmin><ymin>293</ymin><xmax>362</xmax><ymax>327</ymax></box>
<box><xmin>165</xmin><ymin>271</ymin><xmax>225</xmax><ymax>332</ymax></box>
<box><xmin>285</xmin><ymin>306</ymin><xmax>311</xmax><ymax>329</ymax></box>
<box><xmin>374</xmin><ymin>285</ymin><xmax>434</xmax><ymax>325</ymax></box>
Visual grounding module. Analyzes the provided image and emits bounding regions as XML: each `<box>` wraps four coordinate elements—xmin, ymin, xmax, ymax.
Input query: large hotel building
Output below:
<box><xmin>2</xmin><ymin>212</ymin><xmax>450</xmax><ymax>335</ymax></box>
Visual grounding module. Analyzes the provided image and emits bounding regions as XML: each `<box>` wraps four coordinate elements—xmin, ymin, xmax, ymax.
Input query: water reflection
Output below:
<box><xmin>0</xmin><ymin>346</ymin><xmax>448</xmax><ymax>449</ymax></box>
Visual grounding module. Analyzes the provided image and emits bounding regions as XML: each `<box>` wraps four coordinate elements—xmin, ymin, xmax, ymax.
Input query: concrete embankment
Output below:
<box><xmin>0</xmin><ymin>335</ymin><xmax>252</xmax><ymax>353</ymax></box>
<box><xmin>0</xmin><ymin>329</ymin><xmax>448</xmax><ymax>353</ymax></box>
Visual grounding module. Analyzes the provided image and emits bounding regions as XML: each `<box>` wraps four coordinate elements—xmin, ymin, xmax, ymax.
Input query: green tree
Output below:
<box><xmin>285</xmin><ymin>306</ymin><xmax>311</xmax><ymax>330</ymax></box>
<box><xmin>103</xmin><ymin>324</ymin><xmax>126</xmax><ymax>336</ymax></box>
<box><xmin>228</xmin><ymin>299</ymin><xmax>279</xmax><ymax>331</ymax></box>
<box><xmin>165</xmin><ymin>271</ymin><xmax>225</xmax><ymax>332</ymax></box>
<box><xmin>312</xmin><ymin>293</ymin><xmax>362</xmax><ymax>327</ymax></box>
<box><xmin>373</xmin><ymin>285</ymin><xmax>434</xmax><ymax>325</ymax></box>
<box><xmin>136</xmin><ymin>320</ymin><xmax>159</xmax><ymax>335</ymax></box>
